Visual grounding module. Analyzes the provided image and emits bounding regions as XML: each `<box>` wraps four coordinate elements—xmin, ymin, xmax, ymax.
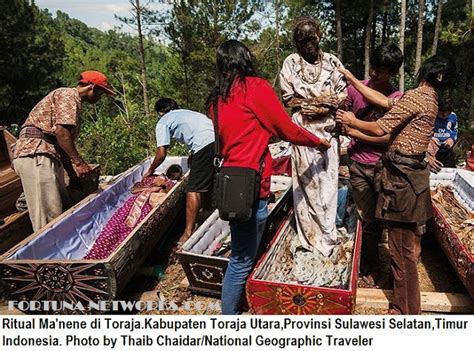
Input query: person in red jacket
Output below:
<box><xmin>207</xmin><ymin>39</ymin><xmax>330</xmax><ymax>315</ymax></box>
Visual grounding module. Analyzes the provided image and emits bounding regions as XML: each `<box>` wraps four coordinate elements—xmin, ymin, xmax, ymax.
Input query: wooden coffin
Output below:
<box><xmin>246</xmin><ymin>212</ymin><xmax>362</xmax><ymax>315</ymax></box>
<box><xmin>0</xmin><ymin>127</ymin><xmax>101</xmax><ymax>254</ymax></box>
<box><xmin>0</xmin><ymin>156</ymin><xmax>188</xmax><ymax>309</ymax></box>
<box><xmin>0</xmin><ymin>127</ymin><xmax>31</xmax><ymax>254</ymax></box>
<box><xmin>430</xmin><ymin>168</ymin><xmax>474</xmax><ymax>298</ymax></box>
<box><xmin>178</xmin><ymin>176</ymin><xmax>292</xmax><ymax>296</ymax></box>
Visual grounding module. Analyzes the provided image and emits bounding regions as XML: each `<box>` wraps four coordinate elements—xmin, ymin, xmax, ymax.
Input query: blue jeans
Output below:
<box><xmin>221</xmin><ymin>199</ymin><xmax>268</xmax><ymax>315</ymax></box>
<box><xmin>336</xmin><ymin>185</ymin><xmax>349</xmax><ymax>227</ymax></box>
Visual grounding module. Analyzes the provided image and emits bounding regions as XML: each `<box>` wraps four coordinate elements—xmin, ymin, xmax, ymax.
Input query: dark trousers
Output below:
<box><xmin>349</xmin><ymin>161</ymin><xmax>381</xmax><ymax>276</ymax></box>
<box><xmin>435</xmin><ymin>149</ymin><xmax>456</xmax><ymax>168</ymax></box>
<box><xmin>388</xmin><ymin>221</ymin><xmax>421</xmax><ymax>314</ymax></box>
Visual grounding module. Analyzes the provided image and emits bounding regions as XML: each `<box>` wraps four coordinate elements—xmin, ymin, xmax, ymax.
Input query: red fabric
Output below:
<box><xmin>272</xmin><ymin>156</ymin><xmax>292</xmax><ymax>176</ymax></box>
<box><xmin>79</xmin><ymin>70</ymin><xmax>116</xmax><ymax>95</ymax></box>
<box><xmin>210</xmin><ymin>77</ymin><xmax>321</xmax><ymax>197</ymax></box>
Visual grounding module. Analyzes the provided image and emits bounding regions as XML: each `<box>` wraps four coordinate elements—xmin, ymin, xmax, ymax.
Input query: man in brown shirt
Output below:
<box><xmin>13</xmin><ymin>71</ymin><xmax>115</xmax><ymax>231</ymax></box>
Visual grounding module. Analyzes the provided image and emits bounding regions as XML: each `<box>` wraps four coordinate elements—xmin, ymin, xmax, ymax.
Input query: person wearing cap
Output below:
<box><xmin>12</xmin><ymin>70</ymin><xmax>116</xmax><ymax>231</ymax></box>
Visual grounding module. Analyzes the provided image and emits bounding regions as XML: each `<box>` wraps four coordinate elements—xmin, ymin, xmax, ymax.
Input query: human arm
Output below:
<box><xmin>445</xmin><ymin>113</ymin><xmax>458</xmax><ymax>148</ymax></box>
<box><xmin>344</xmin><ymin>126</ymin><xmax>390</xmax><ymax>145</ymax></box>
<box><xmin>144</xmin><ymin>120</ymin><xmax>172</xmax><ymax>178</ymax></box>
<box><xmin>338</xmin><ymin>68</ymin><xmax>394</xmax><ymax>110</ymax></box>
<box><xmin>336</xmin><ymin>110</ymin><xmax>387</xmax><ymax>136</ymax></box>
<box><xmin>143</xmin><ymin>146</ymin><xmax>167</xmax><ymax>179</ymax></box>
<box><xmin>337</xmin><ymin>90</ymin><xmax>419</xmax><ymax>138</ymax></box>
<box><xmin>55</xmin><ymin>125</ymin><xmax>92</xmax><ymax>178</ymax></box>
<box><xmin>249</xmin><ymin>79</ymin><xmax>331</xmax><ymax>151</ymax></box>
<box><xmin>59</xmin><ymin>148</ymin><xmax>82</xmax><ymax>189</ymax></box>
<box><xmin>53</xmin><ymin>89</ymin><xmax>91</xmax><ymax>178</ymax></box>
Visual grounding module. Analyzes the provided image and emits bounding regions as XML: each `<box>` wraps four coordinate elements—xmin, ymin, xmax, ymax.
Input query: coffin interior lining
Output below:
<box><xmin>182</xmin><ymin>176</ymin><xmax>292</xmax><ymax>255</ymax></box>
<box><xmin>8</xmin><ymin>157</ymin><xmax>188</xmax><ymax>261</ymax></box>
<box><xmin>430</xmin><ymin>168</ymin><xmax>474</xmax><ymax>212</ymax></box>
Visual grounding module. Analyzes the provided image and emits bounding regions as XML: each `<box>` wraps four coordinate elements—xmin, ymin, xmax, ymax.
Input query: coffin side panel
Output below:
<box><xmin>431</xmin><ymin>206</ymin><xmax>474</xmax><ymax>298</ymax></box>
<box><xmin>0</xmin><ymin>262</ymin><xmax>114</xmax><ymax>312</ymax></box>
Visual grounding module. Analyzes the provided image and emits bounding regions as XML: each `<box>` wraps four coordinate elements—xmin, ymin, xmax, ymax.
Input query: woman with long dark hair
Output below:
<box><xmin>208</xmin><ymin>39</ymin><xmax>330</xmax><ymax>315</ymax></box>
<box><xmin>336</xmin><ymin>55</ymin><xmax>455</xmax><ymax>314</ymax></box>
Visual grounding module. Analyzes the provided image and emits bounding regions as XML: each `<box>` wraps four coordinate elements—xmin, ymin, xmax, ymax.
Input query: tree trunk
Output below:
<box><xmin>382</xmin><ymin>8</ymin><xmax>388</xmax><ymax>44</ymax></box>
<box><xmin>431</xmin><ymin>0</ymin><xmax>443</xmax><ymax>55</ymax></box>
<box><xmin>135</xmin><ymin>0</ymin><xmax>150</xmax><ymax>117</ymax></box>
<box><xmin>364</xmin><ymin>0</ymin><xmax>374</xmax><ymax>80</ymax></box>
<box><xmin>399</xmin><ymin>0</ymin><xmax>406</xmax><ymax>92</ymax></box>
<box><xmin>335</xmin><ymin>0</ymin><xmax>343</xmax><ymax>60</ymax></box>
<box><xmin>273</xmin><ymin>0</ymin><xmax>281</xmax><ymax>88</ymax></box>
<box><xmin>414</xmin><ymin>0</ymin><xmax>425</xmax><ymax>75</ymax></box>
<box><xmin>470</xmin><ymin>77</ymin><xmax>474</xmax><ymax>125</ymax></box>
<box><xmin>371</xmin><ymin>9</ymin><xmax>376</xmax><ymax>50</ymax></box>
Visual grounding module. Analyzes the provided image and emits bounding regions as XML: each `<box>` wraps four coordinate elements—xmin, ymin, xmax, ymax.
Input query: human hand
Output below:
<box><xmin>337</xmin><ymin>68</ymin><xmax>358</xmax><ymax>85</ymax></box>
<box><xmin>317</xmin><ymin>138</ymin><xmax>331</xmax><ymax>152</ymax></box>
<box><xmin>75</xmin><ymin>162</ymin><xmax>93</xmax><ymax>179</ymax></box>
<box><xmin>431</xmin><ymin>138</ymin><xmax>441</xmax><ymax>147</ymax></box>
<box><xmin>444</xmin><ymin>138</ymin><xmax>455</xmax><ymax>149</ymax></box>
<box><xmin>427</xmin><ymin>154</ymin><xmax>443</xmax><ymax>173</ymax></box>
<box><xmin>336</xmin><ymin>110</ymin><xmax>357</xmax><ymax>128</ymax></box>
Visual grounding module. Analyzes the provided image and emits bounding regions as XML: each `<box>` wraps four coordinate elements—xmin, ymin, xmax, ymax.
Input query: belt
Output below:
<box><xmin>20</xmin><ymin>126</ymin><xmax>58</xmax><ymax>145</ymax></box>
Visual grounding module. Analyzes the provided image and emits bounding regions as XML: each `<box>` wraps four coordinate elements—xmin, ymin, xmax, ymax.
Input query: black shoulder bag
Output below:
<box><xmin>212</xmin><ymin>102</ymin><xmax>263</xmax><ymax>222</ymax></box>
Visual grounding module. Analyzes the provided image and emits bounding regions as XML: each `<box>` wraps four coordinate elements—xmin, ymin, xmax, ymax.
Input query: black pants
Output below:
<box><xmin>435</xmin><ymin>149</ymin><xmax>456</xmax><ymax>168</ymax></box>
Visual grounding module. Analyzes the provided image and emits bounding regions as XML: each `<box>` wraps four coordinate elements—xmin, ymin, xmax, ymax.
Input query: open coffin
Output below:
<box><xmin>247</xmin><ymin>210</ymin><xmax>362</xmax><ymax>315</ymax></box>
<box><xmin>178</xmin><ymin>175</ymin><xmax>292</xmax><ymax>296</ymax></box>
<box><xmin>0</xmin><ymin>156</ymin><xmax>188</xmax><ymax>307</ymax></box>
<box><xmin>0</xmin><ymin>127</ymin><xmax>32</xmax><ymax>254</ymax></box>
<box><xmin>430</xmin><ymin>168</ymin><xmax>474</xmax><ymax>298</ymax></box>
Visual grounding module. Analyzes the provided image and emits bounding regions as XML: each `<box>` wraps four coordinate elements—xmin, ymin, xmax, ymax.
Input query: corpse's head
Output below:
<box><xmin>165</xmin><ymin>164</ymin><xmax>183</xmax><ymax>180</ymax></box>
<box><xmin>293</xmin><ymin>17</ymin><xmax>323</xmax><ymax>64</ymax></box>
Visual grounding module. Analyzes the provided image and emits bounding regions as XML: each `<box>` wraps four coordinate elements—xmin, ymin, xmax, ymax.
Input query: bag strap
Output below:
<box><xmin>213</xmin><ymin>102</ymin><xmax>222</xmax><ymax>169</ymax></box>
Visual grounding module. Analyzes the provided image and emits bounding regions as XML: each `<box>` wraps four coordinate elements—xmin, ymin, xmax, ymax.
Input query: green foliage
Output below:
<box><xmin>0</xmin><ymin>0</ymin><xmax>64</xmax><ymax>125</ymax></box>
<box><xmin>2</xmin><ymin>0</ymin><xmax>473</xmax><ymax>174</ymax></box>
<box><xmin>160</xmin><ymin>0</ymin><xmax>265</xmax><ymax>112</ymax></box>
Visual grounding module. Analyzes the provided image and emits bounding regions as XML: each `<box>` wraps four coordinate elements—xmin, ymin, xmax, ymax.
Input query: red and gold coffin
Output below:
<box><xmin>431</xmin><ymin>206</ymin><xmax>474</xmax><ymax>298</ymax></box>
<box><xmin>247</xmin><ymin>211</ymin><xmax>362</xmax><ymax>314</ymax></box>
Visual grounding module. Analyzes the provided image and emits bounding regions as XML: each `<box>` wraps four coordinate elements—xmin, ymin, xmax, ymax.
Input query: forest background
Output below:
<box><xmin>1</xmin><ymin>0</ymin><xmax>472</xmax><ymax>175</ymax></box>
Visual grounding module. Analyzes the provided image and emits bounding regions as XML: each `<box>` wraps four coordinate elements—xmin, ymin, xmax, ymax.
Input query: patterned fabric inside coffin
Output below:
<box><xmin>257</xmin><ymin>216</ymin><xmax>356</xmax><ymax>289</ymax></box>
<box><xmin>255</xmin><ymin>181</ymin><xmax>357</xmax><ymax>289</ymax></box>
<box><xmin>432</xmin><ymin>186</ymin><xmax>474</xmax><ymax>255</ymax></box>
<box><xmin>84</xmin><ymin>175</ymin><xmax>176</xmax><ymax>259</ymax></box>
